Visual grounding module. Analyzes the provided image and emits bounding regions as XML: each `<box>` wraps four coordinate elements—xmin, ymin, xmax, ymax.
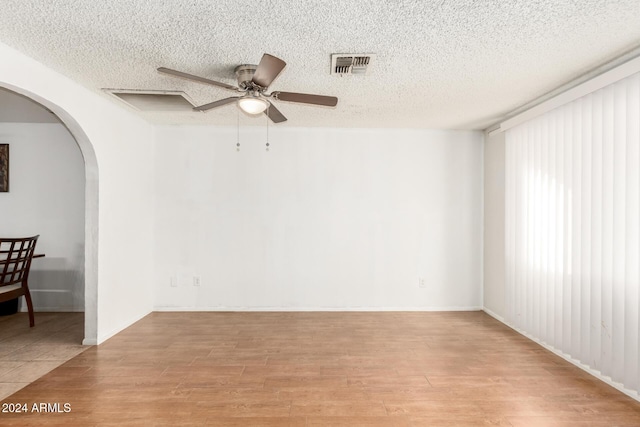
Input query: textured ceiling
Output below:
<box><xmin>1</xmin><ymin>0</ymin><xmax>640</xmax><ymax>129</ymax></box>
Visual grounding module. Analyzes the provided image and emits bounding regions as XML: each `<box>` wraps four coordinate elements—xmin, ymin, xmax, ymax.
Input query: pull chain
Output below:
<box><xmin>266</xmin><ymin>105</ymin><xmax>270</xmax><ymax>152</ymax></box>
<box><xmin>236</xmin><ymin>107</ymin><xmax>240</xmax><ymax>151</ymax></box>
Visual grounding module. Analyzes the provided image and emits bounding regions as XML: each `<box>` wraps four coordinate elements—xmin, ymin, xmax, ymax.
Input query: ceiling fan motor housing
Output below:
<box><xmin>234</xmin><ymin>64</ymin><xmax>258</xmax><ymax>89</ymax></box>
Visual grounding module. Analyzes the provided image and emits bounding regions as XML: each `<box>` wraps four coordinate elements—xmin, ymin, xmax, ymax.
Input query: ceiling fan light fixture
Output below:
<box><xmin>238</xmin><ymin>96</ymin><xmax>268</xmax><ymax>115</ymax></box>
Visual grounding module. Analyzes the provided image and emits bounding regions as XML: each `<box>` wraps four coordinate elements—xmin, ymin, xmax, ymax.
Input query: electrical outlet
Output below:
<box><xmin>193</xmin><ymin>276</ymin><xmax>201</xmax><ymax>287</ymax></box>
<box><xmin>170</xmin><ymin>276</ymin><xmax>178</xmax><ymax>287</ymax></box>
<box><xmin>418</xmin><ymin>278</ymin><xmax>426</xmax><ymax>288</ymax></box>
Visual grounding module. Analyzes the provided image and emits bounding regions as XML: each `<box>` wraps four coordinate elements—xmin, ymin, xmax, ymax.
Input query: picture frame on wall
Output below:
<box><xmin>0</xmin><ymin>144</ymin><xmax>8</xmax><ymax>192</ymax></box>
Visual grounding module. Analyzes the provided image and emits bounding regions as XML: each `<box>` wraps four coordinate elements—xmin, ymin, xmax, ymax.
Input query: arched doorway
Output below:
<box><xmin>0</xmin><ymin>83</ymin><xmax>98</xmax><ymax>345</ymax></box>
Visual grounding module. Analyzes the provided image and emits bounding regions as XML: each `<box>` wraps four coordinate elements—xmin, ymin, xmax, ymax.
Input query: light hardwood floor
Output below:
<box><xmin>1</xmin><ymin>311</ymin><xmax>640</xmax><ymax>426</ymax></box>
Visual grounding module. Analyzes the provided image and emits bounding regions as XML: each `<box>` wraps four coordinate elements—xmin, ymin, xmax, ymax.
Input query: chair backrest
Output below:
<box><xmin>0</xmin><ymin>235</ymin><xmax>39</xmax><ymax>288</ymax></box>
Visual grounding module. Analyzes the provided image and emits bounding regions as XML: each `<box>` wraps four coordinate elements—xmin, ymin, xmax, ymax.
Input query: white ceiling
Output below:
<box><xmin>1</xmin><ymin>0</ymin><xmax>639</xmax><ymax>129</ymax></box>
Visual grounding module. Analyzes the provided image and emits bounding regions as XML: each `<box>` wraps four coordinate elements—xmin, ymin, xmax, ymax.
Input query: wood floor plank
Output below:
<box><xmin>306</xmin><ymin>415</ymin><xmax>411</xmax><ymax>426</ymax></box>
<box><xmin>1</xmin><ymin>311</ymin><xmax>639</xmax><ymax>425</ymax></box>
<box><xmin>290</xmin><ymin>400</ymin><xmax>387</xmax><ymax>416</ymax></box>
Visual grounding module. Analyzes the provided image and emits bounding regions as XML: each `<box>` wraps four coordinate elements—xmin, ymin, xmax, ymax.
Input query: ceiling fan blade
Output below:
<box><xmin>264</xmin><ymin>102</ymin><xmax>287</xmax><ymax>123</ymax></box>
<box><xmin>194</xmin><ymin>97</ymin><xmax>241</xmax><ymax>111</ymax></box>
<box><xmin>157</xmin><ymin>67</ymin><xmax>238</xmax><ymax>91</ymax></box>
<box><xmin>274</xmin><ymin>91</ymin><xmax>338</xmax><ymax>107</ymax></box>
<box><xmin>251</xmin><ymin>54</ymin><xmax>286</xmax><ymax>88</ymax></box>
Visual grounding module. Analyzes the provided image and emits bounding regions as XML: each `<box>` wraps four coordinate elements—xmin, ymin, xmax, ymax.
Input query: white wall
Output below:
<box><xmin>483</xmin><ymin>131</ymin><xmax>505</xmax><ymax>318</ymax></box>
<box><xmin>154</xmin><ymin>125</ymin><xmax>483</xmax><ymax>310</ymax></box>
<box><xmin>0</xmin><ymin>88</ymin><xmax>59</xmax><ymax>123</ymax></box>
<box><xmin>0</xmin><ymin>41</ymin><xmax>156</xmax><ymax>344</ymax></box>
<box><xmin>0</xmin><ymin>123</ymin><xmax>84</xmax><ymax>311</ymax></box>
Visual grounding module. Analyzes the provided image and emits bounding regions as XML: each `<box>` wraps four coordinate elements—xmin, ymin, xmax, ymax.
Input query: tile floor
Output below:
<box><xmin>0</xmin><ymin>312</ymin><xmax>87</xmax><ymax>400</ymax></box>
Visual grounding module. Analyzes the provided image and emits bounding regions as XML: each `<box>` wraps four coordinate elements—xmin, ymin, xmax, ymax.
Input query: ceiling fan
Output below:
<box><xmin>157</xmin><ymin>53</ymin><xmax>338</xmax><ymax>123</ymax></box>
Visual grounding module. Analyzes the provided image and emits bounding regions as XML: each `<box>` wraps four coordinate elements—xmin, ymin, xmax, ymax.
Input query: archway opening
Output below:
<box><xmin>0</xmin><ymin>84</ymin><xmax>98</xmax><ymax>345</ymax></box>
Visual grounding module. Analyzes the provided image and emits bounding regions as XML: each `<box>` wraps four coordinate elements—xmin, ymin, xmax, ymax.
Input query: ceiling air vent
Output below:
<box><xmin>331</xmin><ymin>54</ymin><xmax>375</xmax><ymax>76</ymax></box>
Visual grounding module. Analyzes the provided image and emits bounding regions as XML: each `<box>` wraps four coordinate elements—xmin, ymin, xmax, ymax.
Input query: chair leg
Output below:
<box><xmin>24</xmin><ymin>288</ymin><xmax>35</xmax><ymax>327</ymax></box>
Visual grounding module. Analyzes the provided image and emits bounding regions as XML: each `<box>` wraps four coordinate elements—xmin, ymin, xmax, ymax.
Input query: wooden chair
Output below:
<box><xmin>0</xmin><ymin>235</ymin><xmax>39</xmax><ymax>327</ymax></box>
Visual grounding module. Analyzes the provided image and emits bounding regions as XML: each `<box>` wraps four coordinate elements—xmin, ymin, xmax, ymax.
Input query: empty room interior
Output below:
<box><xmin>1</xmin><ymin>1</ymin><xmax>640</xmax><ymax>425</ymax></box>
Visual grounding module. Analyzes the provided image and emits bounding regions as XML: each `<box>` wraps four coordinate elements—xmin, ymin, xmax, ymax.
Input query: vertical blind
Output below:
<box><xmin>505</xmin><ymin>71</ymin><xmax>640</xmax><ymax>394</ymax></box>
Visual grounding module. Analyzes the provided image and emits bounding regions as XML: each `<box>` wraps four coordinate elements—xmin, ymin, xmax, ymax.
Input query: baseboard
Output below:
<box><xmin>482</xmin><ymin>306</ymin><xmax>505</xmax><ymax>323</ymax></box>
<box><xmin>482</xmin><ymin>307</ymin><xmax>640</xmax><ymax>404</ymax></box>
<box><xmin>96</xmin><ymin>309</ymin><xmax>152</xmax><ymax>345</ymax></box>
<box><xmin>153</xmin><ymin>306</ymin><xmax>484</xmax><ymax>312</ymax></box>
